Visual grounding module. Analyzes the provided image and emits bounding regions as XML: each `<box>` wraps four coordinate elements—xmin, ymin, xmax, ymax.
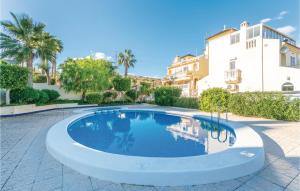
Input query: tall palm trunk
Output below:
<box><xmin>27</xmin><ymin>53</ymin><xmax>34</xmax><ymax>87</ymax></box>
<box><xmin>46</xmin><ymin>70</ymin><xmax>51</xmax><ymax>85</ymax></box>
<box><xmin>124</xmin><ymin>65</ymin><xmax>128</xmax><ymax>77</ymax></box>
<box><xmin>52</xmin><ymin>56</ymin><xmax>57</xmax><ymax>78</ymax></box>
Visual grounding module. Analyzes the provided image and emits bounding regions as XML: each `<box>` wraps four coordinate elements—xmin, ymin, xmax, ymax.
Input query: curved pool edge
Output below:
<box><xmin>46</xmin><ymin>107</ymin><xmax>265</xmax><ymax>186</ymax></box>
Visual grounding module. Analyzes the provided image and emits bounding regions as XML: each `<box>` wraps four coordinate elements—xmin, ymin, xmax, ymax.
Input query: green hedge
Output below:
<box><xmin>10</xmin><ymin>87</ymin><xmax>40</xmax><ymax>104</ymax></box>
<box><xmin>102</xmin><ymin>91</ymin><xmax>118</xmax><ymax>103</ymax></box>
<box><xmin>154</xmin><ymin>87</ymin><xmax>181</xmax><ymax>106</ymax></box>
<box><xmin>37</xmin><ymin>91</ymin><xmax>49</xmax><ymax>105</ymax></box>
<box><xmin>41</xmin><ymin>89</ymin><xmax>60</xmax><ymax>101</ymax></box>
<box><xmin>0</xmin><ymin>63</ymin><xmax>29</xmax><ymax>90</ymax></box>
<box><xmin>125</xmin><ymin>89</ymin><xmax>139</xmax><ymax>102</ymax></box>
<box><xmin>10</xmin><ymin>87</ymin><xmax>58</xmax><ymax>105</ymax></box>
<box><xmin>200</xmin><ymin>88</ymin><xmax>230</xmax><ymax>112</ymax></box>
<box><xmin>174</xmin><ymin>97</ymin><xmax>199</xmax><ymax>109</ymax></box>
<box><xmin>86</xmin><ymin>93</ymin><xmax>103</xmax><ymax>104</ymax></box>
<box><xmin>229</xmin><ymin>92</ymin><xmax>300</xmax><ymax>121</ymax></box>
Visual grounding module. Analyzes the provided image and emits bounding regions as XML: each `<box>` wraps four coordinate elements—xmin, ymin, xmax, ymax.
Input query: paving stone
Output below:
<box><xmin>156</xmin><ymin>186</ymin><xmax>190</xmax><ymax>191</ymax></box>
<box><xmin>258</xmin><ymin>166</ymin><xmax>294</xmax><ymax>187</ymax></box>
<box><xmin>122</xmin><ymin>184</ymin><xmax>157</xmax><ymax>191</ymax></box>
<box><xmin>62</xmin><ymin>171</ymin><xmax>93</xmax><ymax>191</ymax></box>
<box><xmin>1</xmin><ymin>107</ymin><xmax>300</xmax><ymax>191</ymax></box>
<box><xmin>245</xmin><ymin>176</ymin><xmax>284</xmax><ymax>191</ymax></box>
<box><xmin>32</xmin><ymin>176</ymin><xmax>62</xmax><ymax>191</ymax></box>
<box><xmin>90</xmin><ymin>177</ymin><xmax>124</xmax><ymax>191</ymax></box>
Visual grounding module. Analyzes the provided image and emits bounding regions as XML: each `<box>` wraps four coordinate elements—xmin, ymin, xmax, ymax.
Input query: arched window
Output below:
<box><xmin>281</xmin><ymin>82</ymin><xmax>294</xmax><ymax>91</ymax></box>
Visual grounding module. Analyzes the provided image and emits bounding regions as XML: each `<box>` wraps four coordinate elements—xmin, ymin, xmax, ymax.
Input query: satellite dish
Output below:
<box><xmin>280</xmin><ymin>46</ymin><xmax>288</xmax><ymax>54</ymax></box>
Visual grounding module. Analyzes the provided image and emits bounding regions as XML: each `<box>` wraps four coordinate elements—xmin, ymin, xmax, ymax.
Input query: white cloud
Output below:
<box><xmin>93</xmin><ymin>52</ymin><xmax>113</xmax><ymax>61</ymax></box>
<box><xmin>74</xmin><ymin>52</ymin><xmax>114</xmax><ymax>61</ymax></box>
<box><xmin>277</xmin><ymin>25</ymin><xmax>296</xmax><ymax>35</ymax></box>
<box><xmin>276</xmin><ymin>11</ymin><xmax>288</xmax><ymax>20</ymax></box>
<box><xmin>259</xmin><ymin>10</ymin><xmax>288</xmax><ymax>24</ymax></box>
<box><xmin>260</xmin><ymin>18</ymin><xmax>272</xmax><ymax>23</ymax></box>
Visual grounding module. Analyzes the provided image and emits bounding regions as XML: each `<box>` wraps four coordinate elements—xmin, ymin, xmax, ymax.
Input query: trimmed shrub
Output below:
<box><xmin>174</xmin><ymin>97</ymin><xmax>199</xmax><ymax>109</ymax></box>
<box><xmin>154</xmin><ymin>87</ymin><xmax>181</xmax><ymax>106</ymax></box>
<box><xmin>0</xmin><ymin>63</ymin><xmax>29</xmax><ymax>90</ymax></box>
<box><xmin>37</xmin><ymin>91</ymin><xmax>49</xmax><ymax>104</ymax></box>
<box><xmin>200</xmin><ymin>88</ymin><xmax>230</xmax><ymax>112</ymax></box>
<box><xmin>102</xmin><ymin>91</ymin><xmax>118</xmax><ymax>103</ymax></box>
<box><xmin>229</xmin><ymin>92</ymin><xmax>300</xmax><ymax>121</ymax></box>
<box><xmin>33</xmin><ymin>75</ymin><xmax>47</xmax><ymax>83</ymax></box>
<box><xmin>50</xmin><ymin>78</ymin><xmax>56</xmax><ymax>85</ymax></box>
<box><xmin>41</xmin><ymin>89</ymin><xmax>60</xmax><ymax>101</ymax></box>
<box><xmin>125</xmin><ymin>89</ymin><xmax>139</xmax><ymax>102</ymax></box>
<box><xmin>86</xmin><ymin>93</ymin><xmax>103</xmax><ymax>104</ymax></box>
<box><xmin>283</xmin><ymin>99</ymin><xmax>300</xmax><ymax>121</ymax></box>
<box><xmin>10</xmin><ymin>87</ymin><xmax>40</xmax><ymax>104</ymax></box>
<box><xmin>112</xmin><ymin>75</ymin><xmax>131</xmax><ymax>91</ymax></box>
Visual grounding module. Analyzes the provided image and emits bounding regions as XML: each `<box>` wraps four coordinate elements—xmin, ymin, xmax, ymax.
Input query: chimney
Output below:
<box><xmin>240</xmin><ymin>21</ymin><xmax>249</xmax><ymax>29</ymax></box>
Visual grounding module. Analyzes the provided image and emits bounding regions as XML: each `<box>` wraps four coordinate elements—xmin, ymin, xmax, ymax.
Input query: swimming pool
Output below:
<box><xmin>46</xmin><ymin>107</ymin><xmax>264</xmax><ymax>186</ymax></box>
<box><xmin>68</xmin><ymin>110</ymin><xmax>236</xmax><ymax>157</ymax></box>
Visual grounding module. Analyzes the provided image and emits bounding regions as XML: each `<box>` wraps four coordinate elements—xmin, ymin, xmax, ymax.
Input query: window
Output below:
<box><xmin>247</xmin><ymin>28</ymin><xmax>253</xmax><ymax>39</ymax></box>
<box><xmin>230</xmin><ymin>33</ymin><xmax>240</xmax><ymax>44</ymax></box>
<box><xmin>247</xmin><ymin>26</ymin><xmax>261</xmax><ymax>39</ymax></box>
<box><xmin>195</xmin><ymin>62</ymin><xmax>199</xmax><ymax>71</ymax></box>
<box><xmin>183</xmin><ymin>66</ymin><xmax>188</xmax><ymax>72</ymax></box>
<box><xmin>229</xmin><ymin>60</ymin><xmax>236</xmax><ymax>70</ymax></box>
<box><xmin>253</xmin><ymin>26</ymin><xmax>260</xmax><ymax>37</ymax></box>
<box><xmin>281</xmin><ymin>82</ymin><xmax>294</xmax><ymax>91</ymax></box>
<box><xmin>290</xmin><ymin>56</ymin><xmax>296</xmax><ymax>66</ymax></box>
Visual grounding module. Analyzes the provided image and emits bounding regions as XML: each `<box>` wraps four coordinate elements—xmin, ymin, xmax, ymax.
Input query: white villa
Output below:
<box><xmin>164</xmin><ymin>21</ymin><xmax>300</xmax><ymax>96</ymax></box>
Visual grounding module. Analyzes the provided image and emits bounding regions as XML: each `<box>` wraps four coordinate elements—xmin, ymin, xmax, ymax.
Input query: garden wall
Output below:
<box><xmin>33</xmin><ymin>83</ymin><xmax>81</xmax><ymax>100</ymax></box>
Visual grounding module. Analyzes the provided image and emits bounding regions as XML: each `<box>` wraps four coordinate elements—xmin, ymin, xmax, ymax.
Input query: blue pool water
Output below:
<box><xmin>68</xmin><ymin>110</ymin><xmax>236</xmax><ymax>157</ymax></box>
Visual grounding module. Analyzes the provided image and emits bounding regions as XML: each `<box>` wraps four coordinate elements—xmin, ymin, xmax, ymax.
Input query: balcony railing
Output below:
<box><xmin>224</xmin><ymin>69</ymin><xmax>241</xmax><ymax>84</ymax></box>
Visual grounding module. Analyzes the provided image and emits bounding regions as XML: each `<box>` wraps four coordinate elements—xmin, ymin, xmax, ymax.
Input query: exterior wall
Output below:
<box><xmin>263</xmin><ymin>39</ymin><xmax>300</xmax><ymax>91</ymax></box>
<box><xmin>197</xmin><ymin>22</ymin><xmax>300</xmax><ymax>94</ymax></box>
<box><xmin>165</xmin><ymin>55</ymin><xmax>208</xmax><ymax>97</ymax></box>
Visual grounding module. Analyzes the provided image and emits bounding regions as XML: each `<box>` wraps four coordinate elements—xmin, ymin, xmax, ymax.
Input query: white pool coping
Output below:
<box><xmin>46</xmin><ymin>107</ymin><xmax>265</xmax><ymax>186</ymax></box>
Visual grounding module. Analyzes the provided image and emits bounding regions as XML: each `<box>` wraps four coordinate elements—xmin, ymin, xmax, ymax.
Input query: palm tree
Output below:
<box><xmin>0</xmin><ymin>12</ymin><xmax>45</xmax><ymax>86</ymax></box>
<box><xmin>117</xmin><ymin>49</ymin><xmax>136</xmax><ymax>76</ymax></box>
<box><xmin>36</xmin><ymin>32</ymin><xmax>63</xmax><ymax>84</ymax></box>
<box><xmin>50</xmin><ymin>38</ymin><xmax>63</xmax><ymax>79</ymax></box>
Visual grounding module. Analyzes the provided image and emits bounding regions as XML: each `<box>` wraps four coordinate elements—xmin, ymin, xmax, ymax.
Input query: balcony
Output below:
<box><xmin>224</xmin><ymin>69</ymin><xmax>241</xmax><ymax>84</ymax></box>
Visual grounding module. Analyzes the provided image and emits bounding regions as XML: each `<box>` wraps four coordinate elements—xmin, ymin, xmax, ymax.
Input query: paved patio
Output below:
<box><xmin>1</xmin><ymin>105</ymin><xmax>299</xmax><ymax>191</ymax></box>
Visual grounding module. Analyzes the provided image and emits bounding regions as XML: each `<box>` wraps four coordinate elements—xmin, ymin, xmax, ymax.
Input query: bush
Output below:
<box><xmin>86</xmin><ymin>93</ymin><xmax>103</xmax><ymax>104</ymax></box>
<box><xmin>154</xmin><ymin>87</ymin><xmax>181</xmax><ymax>106</ymax></box>
<box><xmin>37</xmin><ymin>91</ymin><xmax>49</xmax><ymax>104</ymax></box>
<box><xmin>125</xmin><ymin>89</ymin><xmax>139</xmax><ymax>102</ymax></box>
<box><xmin>0</xmin><ymin>63</ymin><xmax>29</xmax><ymax>90</ymax></box>
<box><xmin>174</xmin><ymin>97</ymin><xmax>199</xmax><ymax>109</ymax></box>
<box><xmin>112</xmin><ymin>75</ymin><xmax>131</xmax><ymax>91</ymax></box>
<box><xmin>10</xmin><ymin>87</ymin><xmax>40</xmax><ymax>104</ymax></box>
<box><xmin>33</xmin><ymin>75</ymin><xmax>47</xmax><ymax>83</ymax></box>
<box><xmin>284</xmin><ymin>99</ymin><xmax>300</xmax><ymax>121</ymax></box>
<box><xmin>41</xmin><ymin>89</ymin><xmax>60</xmax><ymax>101</ymax></box>
<box><xmin>102</xmin><ymin>91</ymin><xmax>118</xmax><ymax>103</ymax></box>
<box><xmin>50</xmin><ymin>78</ymin><xmax>56</xmax><ymax>85</ymax></box>
<box><xmin>200</xmin><ymin>88</ymin><xmax>230</xmax><ymax>112</ymax></box>
<box><xmin>229</xmin><ymin>92</ymin><xmax>300</xmax><ymax>121</ymax></box>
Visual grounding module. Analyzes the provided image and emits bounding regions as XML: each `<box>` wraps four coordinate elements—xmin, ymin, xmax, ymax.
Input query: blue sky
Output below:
<box><xmin>1</xmin><ymin>0</ymin><xmax>299</xmax><ymax>77</ymax></box>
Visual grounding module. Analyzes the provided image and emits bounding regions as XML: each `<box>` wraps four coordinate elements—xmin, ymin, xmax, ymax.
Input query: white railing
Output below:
<box><xmin>224</xmin><ymin>70</ymin><xmax>241</xmax><ymax>82</ymax></box>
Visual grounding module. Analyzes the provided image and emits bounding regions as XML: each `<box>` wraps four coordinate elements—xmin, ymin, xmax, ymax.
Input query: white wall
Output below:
<box><xmin>263</xmin><ymin>39</ymin><xmax>300</xmax><ymax>91</ymax></box>
<box><xmin>33</xmin><ymin>83</ymin><xmax>82</xmax><ymax>100</ymax></box>
<box><xmin>197</xmin><ymin>24</ymin><xmax>300</xmax><ymax>94</ymax></box>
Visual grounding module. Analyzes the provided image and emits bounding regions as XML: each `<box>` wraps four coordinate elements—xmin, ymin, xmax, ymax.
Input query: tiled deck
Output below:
<box><xmin>1</xmin><ymin>105</ymin><xmax>299</xmax><ymax>191</ymax></box>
